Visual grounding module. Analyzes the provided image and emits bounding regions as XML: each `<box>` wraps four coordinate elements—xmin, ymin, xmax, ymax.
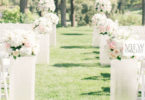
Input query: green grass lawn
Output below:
<box><xmin>35</xmin><ymin>26</ymin><xmax>110</xmax><ymax>100</ymax></box>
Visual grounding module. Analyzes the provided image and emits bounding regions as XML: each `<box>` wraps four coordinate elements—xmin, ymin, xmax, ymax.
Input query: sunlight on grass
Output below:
<box><xmin>35</xmin><ymin>26</ymin><xmax>110</xmax><ymax>100</ymax></box>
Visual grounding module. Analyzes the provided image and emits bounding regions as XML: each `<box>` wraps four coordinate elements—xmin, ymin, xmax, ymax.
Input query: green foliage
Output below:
<box><xmin>110</xmin><ymin>10</ymin><xmax>142</xmax><ymax>25</ymax></box>
<box><xmin>20</xmin><ymin>10</ymin><xmax>39</xmax><ymax>23</ymax></box>
<box><xmin>1</xmin><ymin>6</ymin><xmax>21</xmax><ymax>23</ymax></box>
<box><xmin>75</xmin><ymin>1</ymin><xmax>96</xmax><ymax>26</ymax></box>
<box><xmin>1</xmin><ymin>0</ymin><xmax>10</xmax><ymax>5</ymax></box>
<box><xmin>128</xmin><ymin>0</ymin><xmax>141</xmax><ymax>6</ymax></box>
<box><xmin>0</xmin><ymin>0</ymin><xmax>143</xmax><ymax>25</ymax></box>
<box><xmin>0</xmin><ymin>6</ymin><xmax>38</xmax><ymax>23</ymax></box>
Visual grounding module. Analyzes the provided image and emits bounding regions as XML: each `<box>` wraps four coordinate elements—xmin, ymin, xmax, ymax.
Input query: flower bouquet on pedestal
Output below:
<box><xmin>44</xmin><ymin>13</ymin><xmax>59</xmax><ymax>46</ymax></box>
<box><xmin>37</xmin><ymin>0</ymin><xmax>59</xmax><ymax>47</ymax></box>
<box><xmin>92</xmin><ymin>0</ymin><xmax>112</xmax><ymax>47</ymax></box>
<box><xmin>3</xmin><ymin>30</ymin><xmax>39</xmax><ymax>100</ymax></box>
<box><xmin>97</xmin><ymin>18</ymin><xmax>118</xmax><ymax>65</ymax></box>
<box><xmin>92</xmin><ymin>14</ymin><xmax>107</xmax><ymax>47</ymax></box>
<box><xmin>33</xmin><ymin>17</ymin><xmax>52</xmax><ymax>64</ymax></box>
<box><xmin>109</xmin><ymin>30</ymin><xmax>140</xmax><ymax>100</ymax></box>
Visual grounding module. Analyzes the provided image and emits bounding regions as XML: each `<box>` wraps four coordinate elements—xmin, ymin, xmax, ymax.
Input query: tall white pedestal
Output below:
<box><xmin>50</xmin><ymin>24</ymin><xmax>56</xmax><ymax>46</ymax></box>
<box><xmin>10</xmin><ymin>56</ymin><xmax>36</xmax><ymax>100</ymax></box>
<box><xmin>100</xmin><ymin>35</ymin><xmax>110</xmax><ymax>65</ymax></box>
<box><xmin>111</xmin><ymin>59</ymin><xmax>140</xmax><ymax>100</ymax></box>
<box><xmin>37</xmin><ymin>34</ymin><xmax>50</xmax><ymax>64</ymax></box>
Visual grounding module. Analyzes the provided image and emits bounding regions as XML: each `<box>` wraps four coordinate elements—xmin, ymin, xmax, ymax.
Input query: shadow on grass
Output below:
<box><xmin>54</xmin><ymin>63</ymin><xmax>103</xmax><ymax>68</ymax></box>
<box><xmin>83</xmin><ymin>58</ymin><xmax>96</xmax><ymax>60</ymax></box>
<box><xmin>93</xmin><ymin>47</ymin><xmax>99</xmax><ymax>49</ymax></box>
<box><xmin>102</xmin><ymin>65</ymin><xmax>110</xmax><ymax>68</ymax></box>
<box><xmin>81</xmin><ymin>87</ymin><xmax>110</xmax><ymax>96</ymax></box>
<box><xmin>83</xmin><ymin>51</ymin><xmax>100</xmax><ymax>55</ymax></box>
<box><xmin>101</xmin><ymin>73</ymin><xmax>110</xmax><ymax>78</ymax></box>
<box><xmin>93</xmin><ymin>51</ymin><xmax>100</xmax><ymax>54</ymax></box>
<box><xmin>83</xmin><ymin>55</ymin><xmax>99</xmax><ymax>61</ymax></box>
<box><xmin>61</xmin><ymin>46</ymin><xmax>94</xmax><ymax>49</ymax></box>
<box><xmin>82</xmin><ymin>73</ymin><xmax>110</xmax><ymax>81</ymax></box>
<box><xmin>96</xmin><ymin>56</ymin><xmax>100</xmax><ymax>59</ymax></box>
<box><xmin>54</xmin><ymin>63</ymin><xmax>110</xmax><ymax>68</ymax></box>
<box><xmin>62</xmin><ymin>33</ymin><xmax>85</xmax><ymax>36</ymax></box>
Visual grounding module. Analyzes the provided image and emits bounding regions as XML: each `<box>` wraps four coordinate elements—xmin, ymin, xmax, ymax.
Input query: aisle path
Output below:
<box><xmin>36</xmin><ymin>26</ymin><xmax>110</xmax><ymax>100</ymax></box>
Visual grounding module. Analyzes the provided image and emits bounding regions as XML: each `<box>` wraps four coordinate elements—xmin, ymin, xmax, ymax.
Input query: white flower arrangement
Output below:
<box><xmin>96</xmin><ymin>18</ymin><xmax>118</xmax><ymax>36</ymax></box>
<box><xmin>95</xmin><ymin>0</ymin><xmax>112</xmax><ymax>13</ymax></box>
<box><xmin>107</xmin><ymin>39</ymin><xmax>125</xmax><ymax>60</ymax></box>
<box><xmin>38</xmin><ymin>0</ymin><xmax>55</xmax><ymax>12</ymax></box>
<box><xmin>92</xmin><ymin>14</ymin><xmax>107</xmax><ymax>25</ymax></box>
<box><xmin>3</xmin><ymin>30</ymin><xmax>39</xmax><ymax>59</ymax></box>
<box><xmin>33</xmin><ymin>17</ymin><xmax>53</xmax><ymax>34</ymax></box>
<box><xmin>107</xmin><ymin>29</ymin><xmax>138</xmax><ymax>60</ymax></box>
<box><xmin>44</xmin><ymin>13</ymin><xmax>59</xmax><ymax>25</ymax></box>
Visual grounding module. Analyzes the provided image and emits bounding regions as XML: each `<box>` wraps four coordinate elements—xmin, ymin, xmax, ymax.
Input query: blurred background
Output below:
<box><xmin>0</xmin><ymin>0</ymin><xmax>144</xmax><ymax>26</ymax></box>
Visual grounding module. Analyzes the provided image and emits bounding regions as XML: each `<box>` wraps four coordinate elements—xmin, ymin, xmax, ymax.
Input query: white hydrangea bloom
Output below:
<box><xmin>33</xmin><ymin>17</ymin><xmax>53</xmax><ymax>34</ymax></box>
<box><xmin>3</xmin><ymin>30</ymin><xmax>39</xmax><ymax>59</ymax></box>
<box><xmin>107</xmin><ymin>28</ymin><xmax>140</xmax><ymax>60</ymax></box>
<box><xmin>92</xmin><ymin>14</ymin><xmax>107</xmax><ymax>25</ymax></box>
<box><xmin>97</xmin><ymin>18</ymin><xmax>118</xmax><ymax>36</ymax></box>
<box><xmin>44</xmin><ymin>13</ymin><xmax>59</xmax><ymax>24</ymax></box>
<box><xmin>38</xmin><ymin>0</ymin><xmax>56</xmax><ymax>12</ymax></box>
<box><xmin>20</xmin><ymin>47</ymin><xmax>32</xmax><ymax>56</ymax></box>
<box><xmin>95</xmin><ymin>0</ymin><xmax>112</xmax><ymax>13</ymax></box>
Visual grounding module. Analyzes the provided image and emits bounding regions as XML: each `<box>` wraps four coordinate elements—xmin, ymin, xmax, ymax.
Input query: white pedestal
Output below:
<box><xmin>99</xmin><ymin>35</ymin><xmax>110</xmax><ymax>65</ymax></box>
<box><xmin>92</xmin><ymin>26</ymin><xmax>100</xmax><ymax>47</ymax></box>
<box><xmin>0</xmin><ymin>24</ymin><xmax>32</xmax><ymax>32</ymax></box>
<box><xmin>50</xmin><ymin>24</ymin><xmax>56</xmax><ymax>46</ymax></box>
<box><xmin>140</xmin><ymin>60</ymin><xmax>145</xmax><ymax>100</ymax></box>
<box><xmin>111</xmin><ymin>59</ymin><xmax>140</xmax><ymax>100</ymax></box>
<box><xmin>36</xmin><ymin>34</ymin><xmax>50</xmax><ymax>64</ymax></box>
<box><xmin>9</xmin><ymin>56</ymin><xmax>36</xmax><ymax>100</ymax></box>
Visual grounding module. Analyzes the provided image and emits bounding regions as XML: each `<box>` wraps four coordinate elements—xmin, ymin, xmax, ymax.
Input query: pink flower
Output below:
<box><xmin>120</xmin><ymin>47</ymin><xmax>123</xmax><ymax>52</ymax></box>
<box><xmin>24</xmin><ymin>42</ymin><xmax>31</xmax><ymax>47</ymax></box>
<box><xmin>6</xmin><ymin>43</ymin><xmax>10</xmax><ymax>48</ymax></box>
<box><xmin>106</xmin><ymin>25</ymin><xmax>110</xmax><ymax>31</ymax></box>
<box><xmin>13</xmin><ymin>51</ymin><xmax>19</xmax><ymax>57</ymax></box>
<box><xmin>38</xmin><ymin>25</ymin><xmax>46</xmax><ymax>33</ymax></box>
<box><xmin>113</xmin><ymin>49</ymin><xmax>120</xmax><ymax>54</ymax></box>
<box><xmin>101</xmin><ymin>6</ymin><xmax>104</xmax><ymax>10</ymax></box>
<box><xmin>99</xmin><ymin>26</ymin><xmax>105</xmax><ymax>33</ymax></box>
<box><xmin>109</xmin><ymin>41</ymin><xmax>116</xmax><ymax>49</ymax></box>
<box><xmin>110</xmin><ymin>53</ymin><xmax>117</xmax><ymax>59</ymax></box>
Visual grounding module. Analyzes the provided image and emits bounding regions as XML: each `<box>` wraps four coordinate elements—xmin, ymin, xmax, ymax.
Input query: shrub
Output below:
<box><xmin>0</xmin><ymin>6</ymin><xmax>38</xmax><ymax>23</ymax></box>
<box><xmin>20</xmin><ymin>10</ymin><xmax>39</xmax><ymax>23</ymax></box>
<box><xmin>75</xmin><ymin>1</ymin><xmax>96</xmax><ymax>26</ymax></box>
<box><xmin>1</xmin><ymin>6</ymin><xmax>21</xmax><ymax>23</ymax></box>
<box><xmin>110</xmin><ymin>12</ymin><xmax>142</xmax><ymax>26</ymax></box>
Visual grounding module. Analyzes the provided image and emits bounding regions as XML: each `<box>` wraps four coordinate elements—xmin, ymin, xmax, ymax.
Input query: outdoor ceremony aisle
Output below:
<box><xmin>35</xmin><ymin>26</ymin><xmax>110</xmax><ymax>100</ymax></box>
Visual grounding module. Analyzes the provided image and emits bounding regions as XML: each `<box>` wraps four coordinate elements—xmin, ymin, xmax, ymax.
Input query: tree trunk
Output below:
<box><xmin>12</xmin><ymin>0</ymin><xmax>17</xmax><ymax>5</ymax></box>
<box><xmin>61</xmin><ymin>0</ymin><xmax>66</xmax><ymax>27</ymax></box>
<box><xmin>20</xmin><ymin>0</ymin><xmax>28</xmax><ymax>13</ymax></box>
<box><xmin>70</xmin><ymin>0</ymin><xmax>75</xmax><ymax>27</ymax></box>
<box><xmin>55</xmin><ymin>0</ymin><xmax>59</xmax><ymax>15</ymax></box>
<box><xmin>29</xmin><ymin>0</ymin><xmax>35</xmax><ymax>13</ymax></box>
<box><xmin>142</xmin><ymin>0</ymin><xmax>145</xmax><ymax>25</ymax></box>
<box><xmin>118</xmin><ymin>0</ymin><xmax>124</xmax><ymax>14</ymax></box>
